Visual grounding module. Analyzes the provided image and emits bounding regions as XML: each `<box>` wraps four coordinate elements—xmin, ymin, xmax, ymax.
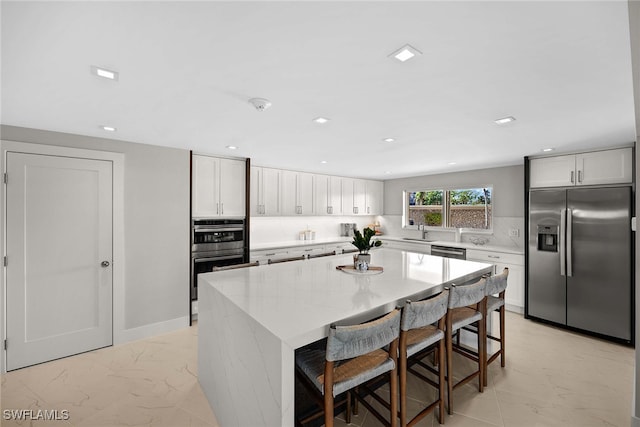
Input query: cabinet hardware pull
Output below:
<box><xmin>570</xmin><ymin>171</ymin><xmax>575</xmax><ymax>183</ymax></box>
<box><xmin>488</xmin><ymin>255</ymin><xmax>500</xmax><ymax>259</ymax></box>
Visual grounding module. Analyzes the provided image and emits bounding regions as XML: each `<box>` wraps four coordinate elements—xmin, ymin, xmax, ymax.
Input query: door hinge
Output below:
<box><xmin>3</xmin><ymin>256</ymin><xmax>6</xmax><ymax>267</ymax></box>
<box><xmin>3</xmin><ymin>340</ymin><xmax>6</xmax><ymax>350</ymax></box>
<box><xmin>3</xmin><ymin>173</ymin><xmax>6</xmax><ymax>184</ymax></box>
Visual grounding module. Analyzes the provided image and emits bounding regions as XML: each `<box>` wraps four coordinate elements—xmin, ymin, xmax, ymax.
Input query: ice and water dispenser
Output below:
<box><xmin>536</xmin><ymin>225</ymin><xmax>558</xmax><ymax>252</ymax></box>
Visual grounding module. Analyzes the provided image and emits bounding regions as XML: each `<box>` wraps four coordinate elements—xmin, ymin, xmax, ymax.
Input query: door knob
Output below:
<box><xmin>101</xmin><ymin>261</ymin><xmax>110</xmax><ymax>268</ymax></box>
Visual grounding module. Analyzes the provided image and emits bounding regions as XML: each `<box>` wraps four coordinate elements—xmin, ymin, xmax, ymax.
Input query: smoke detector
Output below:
<box><xmin>248</xmin><ymin>98</ymin><xmax>272</xmax><ymax>112</ymax></box>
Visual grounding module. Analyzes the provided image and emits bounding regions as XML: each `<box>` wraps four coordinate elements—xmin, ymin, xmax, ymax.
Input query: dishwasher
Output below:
<box><xmin>431</xmin><ymin>245</ymin><xmax>466</xmax><ymax>260</ymax></box>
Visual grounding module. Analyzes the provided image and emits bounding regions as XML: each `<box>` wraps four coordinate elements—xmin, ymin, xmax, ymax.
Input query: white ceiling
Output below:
<box><xmin>1</xmin><ymin>1</ymin><xmax>636</xmax><ymax>179</ymax></box>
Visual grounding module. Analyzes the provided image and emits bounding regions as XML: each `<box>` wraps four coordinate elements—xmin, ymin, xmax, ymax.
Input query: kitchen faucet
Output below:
<box><xmin>419</xmin><ymin>224</ymin><xmax>429</xmax><ymax>240</ymax></box>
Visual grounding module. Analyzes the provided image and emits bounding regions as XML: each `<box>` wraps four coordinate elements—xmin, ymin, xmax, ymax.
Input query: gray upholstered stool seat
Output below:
<box><xmin>486</xmin><ymin>295</ymin><xmax>505</xmax><ymax>313</ymax></box>
<box><xmin>296</xmin><ymin>347</ymin><xmax>395</xmax><ymax>397</ymax></box>
<box><xmin>295</xmin><ymin>309</ymin><xmax>401</xmax><ymax>427</ymax></box>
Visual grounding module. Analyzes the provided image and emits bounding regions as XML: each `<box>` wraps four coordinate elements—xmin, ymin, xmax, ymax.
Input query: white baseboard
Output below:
<box><xmin>114</xmin><ymin>315</ymin><xmax>190</xmax><ymax>345</ymax></box>
<box><xmin>505</xmin><ymin>304</ymin><xmax>524</xmax><ymax>314</ymax></box>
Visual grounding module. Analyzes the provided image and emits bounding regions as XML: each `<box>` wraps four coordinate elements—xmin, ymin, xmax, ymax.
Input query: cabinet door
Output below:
<box><xmin>328</xmin><ymin>176</ymin><xmax>342</xmax><ymax>215</ymax></box>
<box><xmin>366</xmin><ymin>180</ymin><xmax>384</xmax><ymax>215</ymax></box>
<box><xmin>314</xmin><ymin>174</ymin><xmax>329</xmax><ymax>215</ymax></box>
<box><xmin>218</xmin><ymin>158</ymin><xmax>246</xmax><ymax>217</ymax></box>
<box><xmin>280</xmin><ymin>170</ymin><xmax>298</xmax><ymax>215</ymax></box>
<box><xmin>529</xmin><ymin>155</ymin><xmax>576</xmax><ymax>188</ymax></box>
<box><xmin>192</xmin><ymin>155</ymin><xmax>218</xmax><ymax>217</ymax></box>
<box><xmin>577</xmin><ymin>148</ymin><xmax>633</xmax><ymax>186</ymax></box>
<box><xmin>250</xmin><ymin>166</ymin><xmax>263</xmax><ymax>216</ymax></box>
<box><xmin>262</xmin><ymin>168</ymin><xmax>281</xmax><ymax>216</ymax></box>
<box><xmin>342</xmin><ymin>177</ymin><xmax>355</xmax><ymax>215</ymax></box>
<box><xmin>298</xmin><ymin>172</ymin><xmax>315</xmax><ymax>215</ymax></box>
<box><xmin>353</xmin><ymin>179</ymin><xmax>366</xmax><ymax>215</ymax></box>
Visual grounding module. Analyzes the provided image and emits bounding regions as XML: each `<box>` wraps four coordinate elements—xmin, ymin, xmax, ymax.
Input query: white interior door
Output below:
<box><xmin>6</xmin><ymin>152</ymin><xmax>113</xmax><ymax>370</ymax></box>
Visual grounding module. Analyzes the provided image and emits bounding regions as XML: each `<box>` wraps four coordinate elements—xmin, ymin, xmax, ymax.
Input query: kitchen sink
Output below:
<box><xmin>401</xmin><ymin>237</ymin><xmax>435</xmax><ymax>242</ymax></box>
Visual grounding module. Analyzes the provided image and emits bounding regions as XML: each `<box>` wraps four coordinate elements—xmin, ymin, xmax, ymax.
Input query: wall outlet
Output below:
<box><xmin>508</xmin><ymin>228</ymin><xmax>519</xmax><ymax>237</ymax></box>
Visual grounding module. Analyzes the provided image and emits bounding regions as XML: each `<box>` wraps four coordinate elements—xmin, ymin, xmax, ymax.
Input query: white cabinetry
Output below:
<box><xmin>379</xmin><ymin>239</ymin><xmax>430</xmax><ymax>254</ymax></box>
<box><xmin>530</xmin><ymin>148</ymin><xmax>632</xmax><ymax>188</ymax></box>
<box><xmin>313</xmin><ymin>174</ymin><xmax>343</xmax><ymax>215</ymax></box>
<box><xmin>192</xmin><ymin>155</ymin><xmax>245</xmax><ymax>218</ymax></box>
<box><xmin>466</xmin><ymin>249</ymin><xmax>524</xmax><ymax>313</ymax></box>
<box><xmin>281</xmin><ymin>170</ymin><xmax>315</xmax><ymax>215</ymax></box>
<box><xmin>366</xmin><ymin>180</ymin><xmax>384</xmax><ymax>215</ymax></box>
<box><xmin>251</xmin><ymin>166</ymin><xmax>281</xmax><ymax>216</ymax></box>
<box><xmin>353</xmin><ymin>179</ymin><xmax>367</xmax><ymax>215</ymax></box>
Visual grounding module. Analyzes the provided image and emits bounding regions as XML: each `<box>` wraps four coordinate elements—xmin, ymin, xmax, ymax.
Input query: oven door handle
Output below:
<box><xmin>193</xmin><ymin>227</ymin><xmax>244</xmax><ymax>233</ymax></box>
<box><xmin>193</xmin><ymin>255</ymin><xmax>244</xmax><ymax>263</ymax></box>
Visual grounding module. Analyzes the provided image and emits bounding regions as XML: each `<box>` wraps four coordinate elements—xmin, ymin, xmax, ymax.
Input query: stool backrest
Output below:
<box><xmin>326</xmin><ymin>309</ymin><xmax>401</xmax><ymax>362</ymax></box>
<box><xmin>401</xmin><ymin>290</ymin><xmax>449</xmax><ymax>331</ymax></box>
<box><xmin>486</xmin><ymin>267</ymin><xmax>509</xmax><ymax>296</ymax></box>
<box><xmin>448</xmin><ymin>278</ymin><xmax>487</xmax><ymax>309</ymax></box>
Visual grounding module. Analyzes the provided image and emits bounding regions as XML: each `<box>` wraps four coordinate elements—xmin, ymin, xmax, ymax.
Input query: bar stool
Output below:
<box><xmin>445</xmin><ymin>278</ymin><xmax>487</xmax><ymax>414</ymax></box>
<box><xmin>483</xmin><ymin>267</ymin><xmax>509</xmax><ymax>386</ymax></box>
<box><xmin>399</xmin><ymin>289</ymin><xmax>449</xmax><ymax>426</ymax></box>
<box><xmin>295</xmin><ymin>309</ymin><xmax>401</xmax><ymax>427</ymax></box>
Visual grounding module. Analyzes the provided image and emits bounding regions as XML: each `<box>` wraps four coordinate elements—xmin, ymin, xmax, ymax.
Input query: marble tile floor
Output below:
<box><xmin>1</xmin><ymin>312</ymin><xmax>634</xmax><ymax>427</ymax></box>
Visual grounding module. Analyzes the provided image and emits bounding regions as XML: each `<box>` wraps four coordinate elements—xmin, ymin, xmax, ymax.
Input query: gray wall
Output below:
<box><xmin>0</xmin><ymin>125</ymin><xmax>191</xmax><ymax>331</ymax></box>
<box><xmin>383</xmin><ymin>164</ymin><xmax>524</xmax><ymax>217</ymax></box>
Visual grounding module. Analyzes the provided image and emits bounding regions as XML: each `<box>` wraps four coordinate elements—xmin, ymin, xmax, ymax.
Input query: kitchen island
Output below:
<box><xmin>198</xmin><ymin>248</ymin><xmax>493</xmax><ymax>426</ymax></box>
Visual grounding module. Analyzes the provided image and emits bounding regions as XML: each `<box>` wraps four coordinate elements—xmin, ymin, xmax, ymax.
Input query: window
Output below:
<box><xmin>406</xmin><ymin>187</ymin><xmax>492</xmax><ymax>230</ymax></box>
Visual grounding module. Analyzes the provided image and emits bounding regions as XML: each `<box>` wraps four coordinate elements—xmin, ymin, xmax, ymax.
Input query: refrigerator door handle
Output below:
<box><xmin>560</xmin><ymin>209</ymin><xmax>566</xmax><ymax>276</ymax></box>
<box><xmin>567</xmin><ymin>208</ymin><xmax>573</xmax><ymax>277</ymax></box>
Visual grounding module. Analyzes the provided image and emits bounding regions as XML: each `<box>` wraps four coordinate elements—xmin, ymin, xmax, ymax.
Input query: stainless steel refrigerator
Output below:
<box><xmin>527</xmin><ymin>186</ymin><xmax>632</xmax><ymax>343</ymax></box>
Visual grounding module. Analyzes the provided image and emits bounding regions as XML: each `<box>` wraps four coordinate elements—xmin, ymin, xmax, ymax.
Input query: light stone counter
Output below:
<box><xmin>380</xmin><ymin>236</ymin><xmax>524</xmax><ymax>255</ymax></box>
<box><xmin>250</xmin><ymin>236</ymin><xmax>352</xmax><ymax>251</ymax></box>
<box><xmin>198</xmin><ymin>248</ymin><xmax>492</xmax><ymax>426</ymax></box>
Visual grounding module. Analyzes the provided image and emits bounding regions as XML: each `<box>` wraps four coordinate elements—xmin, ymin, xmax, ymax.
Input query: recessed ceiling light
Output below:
<box><xmin>542</xmin><ymin>148</ymin><xmax>554</xmax><ymax>152</ymax></box>
<box><xmin>313</xmin><ymin>117</ymin><xmax>330</xmax><ymax>124</ymax></box>
<box><xmin>389</xmin><ymin>44</ymin><xmax>422</xmax><ymax>62</ymax></box>
<box><xmin>226</xmin><ymin>145</ymin><xmax>238</xmax><ymax>150</ymax></box>
<box><xmin>494</xmin><ymin>116</ymin><xmax>516</xmax><ymax>125</ymax></box>
<box><xmin>448</xmin><ymin>162</ymin><xmax>457</xmax><ymax>165</ymax></box>
<box><xmin>320</xmin><ymin>160</ymin><xmax>328</xmax><ymax>164</ymax></box>
<box><xmin>101</xmin><ymin>125</ymin><xmax>116</xmax><ymax>132</ymax></box>
<box><xmin>382</xmin><ymin>138</ymin><xmax>395</xmax><ymax>143</ymax></box>
<box><xmin>384</xmin><ymin>171</ymin><xmax>392</xmax><ymax>174</ymax></box>
<box><xmin>91</xmin><ymin>66</ymin><xmax>119</xmax><ymax>81</ymax></box>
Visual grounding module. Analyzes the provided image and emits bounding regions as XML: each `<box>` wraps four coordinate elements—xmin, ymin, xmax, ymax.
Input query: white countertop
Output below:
<box><xmin>250</xmin><ymin>237</ymin><xmax>352</xmax><ymax>251</ymax></box>
<box><xmin>379</xmin><ymin>236</ymin><xmax>524</xmax><ymax>255</ymax></box>
<box><xmin>251</xmin><ymin>235</ymin><xmax>524</xmax><ymax>255</ymax></box>
<box><xmin>199</xmin><ymin>248</ymin><xmax>493</xmax><ymax>348</ymax></box>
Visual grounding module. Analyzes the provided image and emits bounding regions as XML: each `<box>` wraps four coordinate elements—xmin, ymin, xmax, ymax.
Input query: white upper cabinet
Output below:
<box><xmin>192</xmin><ymin>155</ymin><xmax>246</xmax><ymax>218</ymax></box>
<box><xmin>281</xmin><ymin>170</ymin><xmax>315</xmax><ymax>215</ymax></box>
<box><xmin>365</xmin><ymin>180</ymin><xmax>384</xmax><ymax>215</ymax></box>
<box><xmin>530</xmin><ymin>148</ymin><xmax>632</xmax><ymax>188</ymax></box>
<box><xmin>576</xmin><ymin>149</ymin><xmax>633</xmax><ymax>186</ymax></box>
<box><xmin>251</xmin><ymin>166</ymin><xmax>281</xmax><ymax>216</ymax></box>
<box><xmin>353</xmin><ymin>179</ymin><xmax>367</xmax><ymax>215</ymax></box>
<box><xmin>529</xmin><ymin>155</ymin><xmax>576</xmax><ymax>187</ymax></box>
<box><xmin>252</xmin><ymin>167</ymin><xmax>382</xmax><ymax>216</ymax></box>
<box><xmin>341</xmin><ymin>177</ymin><xmax>355</xmax><ymax>215</ymax></box>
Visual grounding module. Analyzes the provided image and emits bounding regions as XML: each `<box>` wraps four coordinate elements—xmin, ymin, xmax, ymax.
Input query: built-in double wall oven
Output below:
<box><xmin>191</xmin><ymin>218</ymin><xmax>246</xmax><ymax>300</ymax></box>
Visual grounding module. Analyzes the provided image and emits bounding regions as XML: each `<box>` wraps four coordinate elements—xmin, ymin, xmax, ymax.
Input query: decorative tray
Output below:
<box><xmin>335</xmin><ymin>265</ymin><xmax>384</xmax><ymax>275</ymax></box>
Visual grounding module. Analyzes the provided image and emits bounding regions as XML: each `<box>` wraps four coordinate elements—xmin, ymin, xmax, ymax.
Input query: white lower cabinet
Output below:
<box><xmin>379</xmin><ymin>239</ymin><xmax>431</xmax><ymax>254</ymax></box>
<box><xmin>250</xmin><ymin>248</ymin><xmax>290</xmax><ymax>264</ymax></box>
<box><xmin>466</xmin><ymin>249</ymin><xmax>524</xmax><ymax>313</ymax></box>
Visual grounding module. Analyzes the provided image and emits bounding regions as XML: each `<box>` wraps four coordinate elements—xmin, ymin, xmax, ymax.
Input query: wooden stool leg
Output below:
<box><xmin>478</xmin><ymin>316</ymin><xmax>486</xmax><ymax>393</ymax></box>
<box><xmin>500</xmin><ymin>306</ymin><xmax>506</xmax><ymax>367</ymax></box>
<box><xmin>446</xmin><ymin>327</ymin><xmax>453</xmax><ymax>415</ymax></box>
<box><xmin>399</xmin><ymin>348</ymin><xmax>407</xmax><ymax>427</ymax></box>
<box><xmin>324</xmin><ymin>362</ymin><xmax>334</xmax><ymax>427</ymax></box>
<box><xmin>346</xmin><ymin>391</ymin><xmax>352</xmax><ymax>424</ymax></box>
<box><xmin>390</xmin><ymin>366</ymin><xmax>398</xmax><ymax>427</ymax></box>
<box><xmin>438</xmin><ymin>338</ymin><xmax>445</xmax><ymax>424</ymax></box>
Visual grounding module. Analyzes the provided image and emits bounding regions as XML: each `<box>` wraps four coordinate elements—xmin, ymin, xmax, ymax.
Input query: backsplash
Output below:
<box><xmin>378</xmin><ymin>215</ymin><xmax>525</xmax><ymax>250</ymax></box>
<box><xmin>250</xmin><ymin>216</ymin><xmax>377</xmax><ymax>245</ymax></box>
